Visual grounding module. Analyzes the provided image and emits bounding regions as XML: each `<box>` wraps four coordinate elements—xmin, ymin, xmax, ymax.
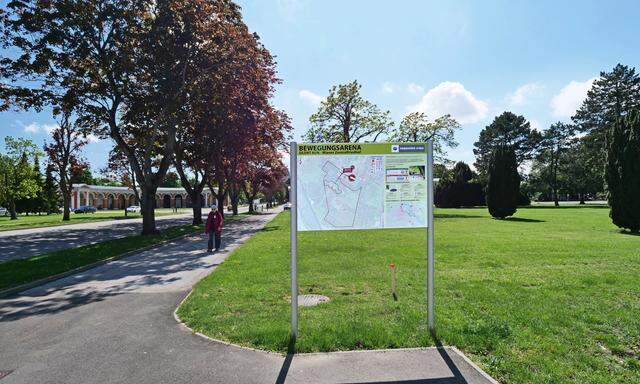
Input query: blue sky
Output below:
<box><xmin>2</xmin><ymin>0</ymin><xmax>640</xmax><ymax>171</ymax></box>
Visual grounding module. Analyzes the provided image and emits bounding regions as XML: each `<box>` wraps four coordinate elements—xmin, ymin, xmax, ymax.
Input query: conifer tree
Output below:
<box><xmin>606</xmin><ymin>110</ymin><xmax>640</xmax><ymax>232</ymax></box>
<box><xmin>43</xmin><ymin>163</ymin><xmax>60</xmax><ymax>214</ymax></box>
<box><xmin>486</xmin><ymin>147</ymin><xmax>520</xmax><ymax>219</ymax></box>
<box><xmin>31</xmin><ymin>153</ymin><xmax>46</xmax><ymax>214</ymax></box>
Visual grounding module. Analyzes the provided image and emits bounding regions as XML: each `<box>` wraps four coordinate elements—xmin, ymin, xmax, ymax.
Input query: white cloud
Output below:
<box><xmin>42</xmin><ymin>124</ymin><xmax>58</xmax><ymax>134</ymax></box>
<box><xmin>86</xmin><ymin>133</ymin><xmax>100</xmax><ymax>143</ymax></box>
<box><xmin>551</xmin><ymin>77</ymin><xmax>597</xmax><ymax>118</ymax></box>
<box><xmin>381</xmin><ymin>82</ymin><xmax>396</xmax><ymax>94</ymax></box>
<box><xmin>23</xmin><ymin>123</ymin><xmax>39</xmax><ymax>134</ymax></box>
<box><xmin>529</xmin><ymin>119</ymin><xmax>542</xmax><ymax>131</ymax></box>
<box><xmin>406</xmin><ymin>83</ymin><xmax>424</xmax><ymax>94</ymax></box>
<box><xmin>506</xmin><ymin>83</ymin><xmax>544</xmax><ymax>106</ymax></box>
<box><xmin>298</xmin><ymin>89</ymin><xmax>323</xmax><ymax>105</ymax></box>
<box><xmin>408</xmin><ymin>81</ymin><xmax>488</xmax><ymax>124</ymax></box>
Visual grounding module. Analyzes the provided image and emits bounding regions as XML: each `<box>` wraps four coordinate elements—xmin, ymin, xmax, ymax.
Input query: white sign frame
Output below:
<box><xmin>289</xmin><ymin>141</ymin><xmax>435</xmax><ymax>339</ymax></box>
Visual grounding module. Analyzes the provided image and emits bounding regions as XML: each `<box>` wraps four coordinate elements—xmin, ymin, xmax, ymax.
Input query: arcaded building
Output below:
<box><xmin>69</xmin><ymin>184</ymin><xmax>224</xmax><ymax>210</ymax></box>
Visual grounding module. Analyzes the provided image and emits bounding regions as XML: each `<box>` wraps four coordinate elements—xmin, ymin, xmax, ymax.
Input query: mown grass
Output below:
<box><xmin>177</xmin><ymin>206</ymin><xmax>640</xmax><ymax>383</ymax></box>
<box><xmin>0</xmin><ymin>208</ymin><xmax>192</xmax><ymax>232</ymax></box>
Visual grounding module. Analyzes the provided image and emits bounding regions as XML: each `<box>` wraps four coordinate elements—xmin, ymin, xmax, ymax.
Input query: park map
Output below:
<box><xmin>296</xmin><ymin>143</ymin><xmax>429</xmax><ymax>231</ymax></box>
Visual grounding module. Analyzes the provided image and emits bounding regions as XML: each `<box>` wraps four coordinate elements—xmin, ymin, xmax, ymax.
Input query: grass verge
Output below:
<box><xmin>0</xmin><ymin>213</ymin><xmax>248</xmax><ymax>291</ymax></box>
<box><xmin>177</xmin><ymin>207</ymin><xmax>640</xmax><ymax>383</ymax></box>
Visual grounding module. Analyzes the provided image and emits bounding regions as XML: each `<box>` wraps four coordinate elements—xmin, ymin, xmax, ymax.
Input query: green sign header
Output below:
<box><xmin>297</xmin><ymin>142</ymin><xmax>428</xmax><ymax>156</ymax></box>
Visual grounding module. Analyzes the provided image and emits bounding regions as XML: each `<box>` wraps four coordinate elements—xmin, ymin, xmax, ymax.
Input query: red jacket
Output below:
<box><xmin>205</xmin><ymin>211</ymin><xmax>223</xmax><ymax>234</ymax></box>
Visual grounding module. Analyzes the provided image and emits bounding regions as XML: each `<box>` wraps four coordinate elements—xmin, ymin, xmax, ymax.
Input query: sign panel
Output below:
<box><xmin>296</xmin><ymin>142</ymin><xmax>429</xmax><ymax>231</ymax></box>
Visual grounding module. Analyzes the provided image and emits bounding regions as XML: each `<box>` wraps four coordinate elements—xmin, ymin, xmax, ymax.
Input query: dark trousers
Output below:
<box><xmin>208</xmin><ymin>232</ymin><xmax>221</xmax><ymax>250</ymax></box>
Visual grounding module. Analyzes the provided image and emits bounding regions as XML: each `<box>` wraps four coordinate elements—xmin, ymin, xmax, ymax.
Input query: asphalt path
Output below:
<box><xmin>0</xmin><ymin>207</ymin><xmax>494</xmax><ymax>383</ymax></box>
<box><xmin>0</xmin><ymin>207</ymin><xmax>248</xmax><ymax>262</ymax></box>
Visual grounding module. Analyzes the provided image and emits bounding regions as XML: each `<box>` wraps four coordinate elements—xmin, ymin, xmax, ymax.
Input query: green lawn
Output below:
<box><xmin>0</xmin><ymin>213</ymin><xmax>248</xmax><ymax>291</ymax></box>
<box><xmin>0</xmin><ymin>208</ymin><xmax>192</xmax><ymax>231</ymax></box>
<box><xmin>177</xmin><ymin>206</ymin><xmax>640</xmax><ymax>383</ymax></box>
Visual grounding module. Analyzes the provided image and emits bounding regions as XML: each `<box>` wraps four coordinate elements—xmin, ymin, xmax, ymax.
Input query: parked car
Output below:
<box><xmin>283</xmin><ymin>202</ymin><xmax>292</xmax><ymax>210</ymax></box>
<box><xmin>74</xmin><ymin>205</ymin><xmax>97</xmax><ymax>214</ymax></box>
<box><xmin>0</xmin><ymin>207</ymin><xmax>8</xmax><ymax>216</ymax></box>
<box><xmin>126</xmin><ymin>205</ymin><xmax>141</xmax><ymax>213</ymax></box>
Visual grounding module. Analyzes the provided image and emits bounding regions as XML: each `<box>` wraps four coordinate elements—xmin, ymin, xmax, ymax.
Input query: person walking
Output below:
<box><xmin>205</xmin><ymin>204</ymin><xmax>224</xmax><ymax>252</ymax></box>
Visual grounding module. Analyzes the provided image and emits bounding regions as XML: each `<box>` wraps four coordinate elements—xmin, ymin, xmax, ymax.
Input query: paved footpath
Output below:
<box><xmin>0</xmin><ymin>208</ymin><xmax>496</xmax><ymax>384</ymax></box>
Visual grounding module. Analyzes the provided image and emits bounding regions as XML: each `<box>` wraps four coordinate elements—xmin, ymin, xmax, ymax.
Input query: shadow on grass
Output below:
<box><xmin>618</xmin><ymin>230</ymin><xmax>640</xmax><ymax>236</ymax></box>
<box><xmin>525</xmin><ymin>204</ymin><xmax>609</xmax><ymax>209</ymax></box>
<box><xmin>434</xmin><ymin>214</ymin><xmax>484</xmax><ymax>219</ymax></box>
<box><xmin>261</xmin><ymin>225</ymin><xmax>281</xmax><ymax>232</ymax></box>
<box><xmin>501</xmin><ymin>217</ymin><xmax>545</xmax><ymax>223</ymax></box>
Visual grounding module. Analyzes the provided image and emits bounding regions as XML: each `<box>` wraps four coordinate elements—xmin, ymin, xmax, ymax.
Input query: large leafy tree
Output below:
<box><xmin>562</xmin><ymin>139</ymin><xmax>603</xmax><ymax>204</ymax></box>
<box><xmin>389</xmin><ymin>112</ymin><xmax>460</xmax><ymax>161</ymax></box>
<box><xmin>1</xmin><ymin>0</ymin><xmax>232</xmax><ymax>234</ymax></box>
<box><xmin>533</xmin><ymin>122</ymin><xmax>575</xmax><ymax>206</ymax></box>
<box><xmin>473</xmin><ymin>112</ymin><xmax>542</xmax><ymax>176</ymax></box>
<box><xmin>44</xmin><ymin>110</ymin><xmax>88</xmax><ymax>221</ymax></box>
<box><xmin>304</xmin><ymin>80</ymin><xmax>393</xmax><ymax>143</ymax></box>
<box><xmin>241</xmin><ymin>146</ymin><xmax>288</xmax><ymax>213</ymax></box>
<box><xmin>0</xmin><ymin>137</ymin><xmax>40</xmax><ymax>220</ymax></box>
<box><xmin>606</xmin><ymin>110</ymin><xmax>640</xmax><ymax>232</ymax></box>
<box><xmin>486</xmin><ymin>147</ymin><xmax>520</xmax><ymax>219</ymax></box>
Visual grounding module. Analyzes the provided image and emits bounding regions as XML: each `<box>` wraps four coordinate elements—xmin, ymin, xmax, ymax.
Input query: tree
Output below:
<box><xmin>161</xmin><ymin>172</ymin><xmax>181</xmax><ymax>188</ymax></box>
<box><xmin>31</xmin><ymin>153</ymin><xmax>46</xmax><ymax>214</ymax></box>
<box><xmin>45</xmin><ymin>110</ymin><xmax>88</xmax><ymax>220</ymax></box>
<box><xmin>474</xmin><ymin>112</ymin><xmax>542</xmax><ymax>176</ymax></box>
<box><xmin>42</xmin><ymin>163</ymin><xmax>60</xmax><ymax>214</ymax></box>
<box><xmin>103</xmin><ymin>147</ymin><xmax>141</xmax><ymax>217</ymax></box>
<box><xmin>486</xmin><ymin>147</ymin><xmax>520</xmax><ymax>219</ymax></box>
<box><xmin>1</xmin><ymin>0</ymin><xmax>231</xmax><ymax>234</ymax></box>
<box><xmin>572</xmin><ymin>64</ymin><xmax>640</xmax><ymax>187</ymax></box>
<box><xmin>241</xmin><ymin>147</ymin><xmax>288</xmax><ymax>213</ymax></box>
<box><xmin>606</xmin><ymin>110</ymin><xmax>640</xmax><ymax>232</ymax></box>
<box><xmin>573</xmin><ymin>64</ymin><xmax>640</xmax><ymax>151</ymax></box>
<box><xmin>534</xmin><ymin>122</ymin><xmax>575</xmax><ymax>206</ymax></box>
<box><xmin>390</xmin><ymin>112</ymin><xmax>460</xmax><ymax>161</ymax></box>
<box><xmin>304</xmin><ymin>80</ymin><xmax>393</xmax><ymax>143</ymax></box>
<box><xmin>434</xmin><ymin>162</ymin><xmax>484</xmax><ymax>208</ymax></box>
<box><xmin>562</xmin><ymin>140</ymin><xmax>603</xmax><ymax>204</ymax></box>
<box><xmin>0</xmin><ymin>137</ymin><xmax>40</xmax><ymax>219</ymax></box>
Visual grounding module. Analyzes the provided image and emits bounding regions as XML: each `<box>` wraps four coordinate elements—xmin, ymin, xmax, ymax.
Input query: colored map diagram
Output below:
<box><xmin>384</xmin><ymin>202</ymin><xmax>427</xmax><ymax>228</ymax></box>
<box><xmin>297</xmin><ymin>155</ymin><xmax>385</xmax><ymax>230</ymax></box>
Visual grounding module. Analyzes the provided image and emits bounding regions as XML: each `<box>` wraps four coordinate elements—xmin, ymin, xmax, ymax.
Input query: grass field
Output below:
<box><xmin>0</xmin><ymin>208</ymin><xmax>192</xmax><ymax>231</ymax></box>
<box><xmin>177</xmin><ymin>206</ymin><xmax>640</xmax><ymax>383</ymax></box>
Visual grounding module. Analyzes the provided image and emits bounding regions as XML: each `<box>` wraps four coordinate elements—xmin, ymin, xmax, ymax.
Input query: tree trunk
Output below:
<box><xmin>62</xmin><ymin>193</ymin><xmax>71</xmax><ymax>221</ymax></box>
<box><xmin>9</xmin><ymin>198</ymin><xmax>17</xmax><ymax>220</ymax></box>
<box><xmin>553</xmin><ymin>188</ymin><xmax>559</xmax><ymax>207</ymax></box>
<box><xmin>216</xmin><ymin>193</ymin><xmax>226</xmax><ymax>218</ymax></box>
<box><xmin>140</xmin><ymin>187</ymin><xmax>158</xmax><ymax>235</ymax></box>
<box><xmin>191</xmin><ymin>192</ymin><xmax>202</xmax><ymax>225</ymax></box>
<box><xmin>579</xmin><ymin>193</ymin><xmax>586</xmax><ymax>205</ymax></box>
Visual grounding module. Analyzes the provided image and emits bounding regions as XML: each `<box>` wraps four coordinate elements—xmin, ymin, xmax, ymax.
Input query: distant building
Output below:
<box><xmin>69</xmin><ymin>184</ymin><xmax>225</xmax><ymax>210</ymax></box>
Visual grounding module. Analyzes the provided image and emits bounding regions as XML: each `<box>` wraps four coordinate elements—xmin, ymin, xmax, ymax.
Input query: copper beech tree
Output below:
<box><xmin>0</xmin><ymin>0</ymin><xmax>279</xmax><ymax>234</ymax></box>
